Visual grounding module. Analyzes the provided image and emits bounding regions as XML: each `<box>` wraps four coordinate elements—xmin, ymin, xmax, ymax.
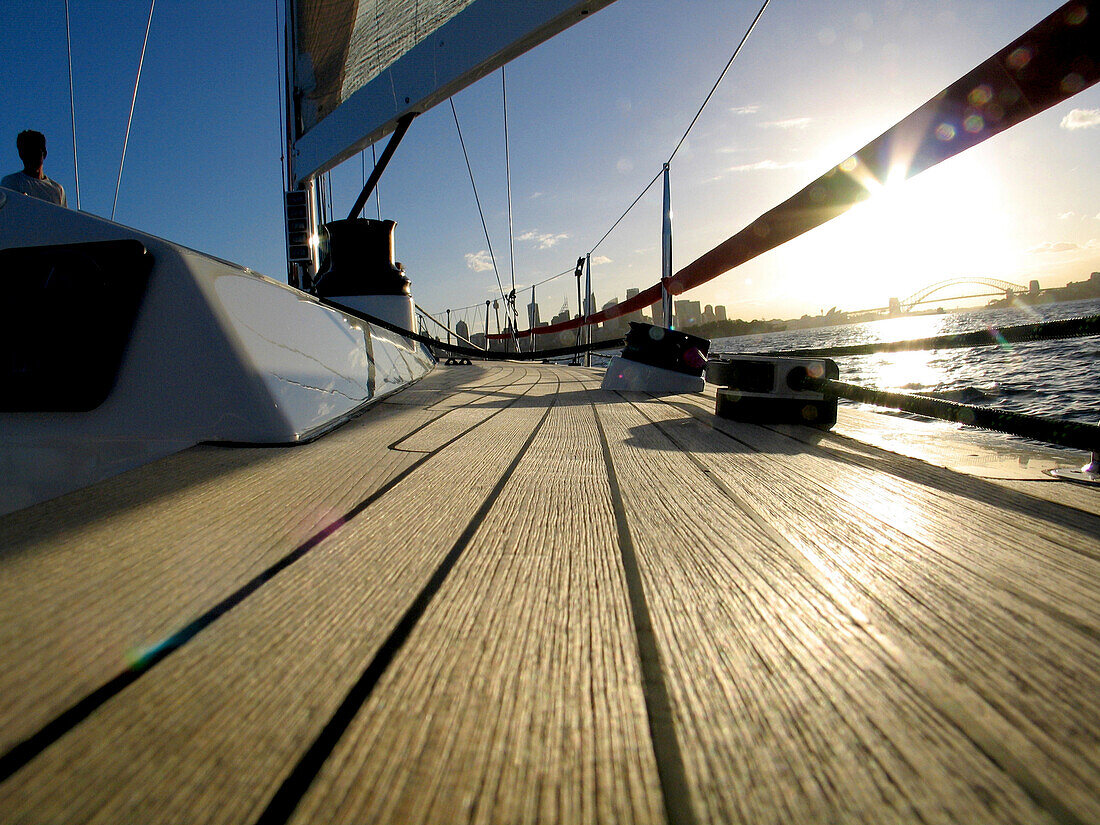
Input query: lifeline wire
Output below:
<box><xmin>112</xmin><ymin>0</ymin><xmax>156</xmax><ymax>220</ymax></box>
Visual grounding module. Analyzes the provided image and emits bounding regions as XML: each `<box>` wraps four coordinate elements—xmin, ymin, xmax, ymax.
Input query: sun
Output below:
<box><xmin>778</xmin><ymin>153</ymin><xmax>1017</xmax><ymax>312</ymax></box>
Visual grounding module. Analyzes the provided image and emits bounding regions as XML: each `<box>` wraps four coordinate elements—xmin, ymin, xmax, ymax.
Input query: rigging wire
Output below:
<box><xmin>490</xmin><ymin>0</ymin><xmax>773</xmax><ymax>335</ymax></box>
<box><xmin>112</xmin><ymin>0</ymin><xmax>156</xmax><ymax>221</ymax></box>
<box><xmin>589</xmin><ymin>169</ymin><xmax>663</xmax><ymax>255</ymax></box>
<box><xmin>666</xmin><ymin>0</ymin><xmax>772</xmax><ymax>165</ymax></box>
<box><xmin>275</xmin><ymin>0</ymin><xmax>286</xmax><ymax>193</ymax></box>
<box><xmin>502</xmin><ymin>66</ymin><xmax>518</xmax><ymax>331</ymax></box>
<box><xmin>64</xmin><ymin>0</ymin><xmax>80</xmax><ymax>210</ymax></box>
<box><xmin>449</xmin><ymin>97</ymin><xmax>518</xmax><ymax>350</ymax></box>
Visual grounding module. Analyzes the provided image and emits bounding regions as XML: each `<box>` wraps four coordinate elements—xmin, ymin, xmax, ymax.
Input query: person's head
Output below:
<box><xmin>16</xmin><ymin>130</ymin><xmax>47</xmax><ymax>169</ymax></box>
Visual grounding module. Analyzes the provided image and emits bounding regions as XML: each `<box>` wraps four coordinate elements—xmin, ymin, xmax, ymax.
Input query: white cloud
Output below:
<box><xmin>1060</xmin><ymin>108</ymin><xmax>1100</xmax><ymax>130</ymax></box>
<box><xmin>616</xmin><ymin>157</ymin><xmax>634</xmax><ymax>174</ymax></box>
<box><xmin>730</xmin><ymin>104</ymin><xmax>760</xmax><ymax>115</ymax></box>
<box><xmin>759</xmin><ymin>117</ymin><xmax>811</xmax><ymax>129</ymax></box>
<box><xmin>1058</xmin><ymin>212</ymin><xmax>1076</xmax><ymax>220</ymax></box>
<box><xmin>465</xmin><ymin>250</ymin><xmax>494</xmax><ymax>271</ymax></box>
<box><xmin>1026</xmin><ymin>241</ymin><xmax>1079</xmax><ymax>253</ymax></box>
<box><xmin>728</xmin><ymin>159</ymin><xmax>800</xmax><ymax>172</ymax></box>
<box><xmin>591</xmin><ymin>255</ymin><xmax>612</xmax><ymax>266</ymax></box>
<box><xmin>517</xmin><ymin>230</ymin><xmax>569</xmax><ymax>249</ymax></box>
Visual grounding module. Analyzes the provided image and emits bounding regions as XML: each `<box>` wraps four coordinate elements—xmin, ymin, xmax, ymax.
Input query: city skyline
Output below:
<box><xmin>1</xmin><ymin>1</ymin><xmax>1096</xmax><ymax>323</ymax></box>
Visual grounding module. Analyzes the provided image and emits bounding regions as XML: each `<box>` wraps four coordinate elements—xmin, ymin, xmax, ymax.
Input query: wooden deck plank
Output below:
<box><xmin>0</xmin><ymin>363</ymin><xmax>1096</xmax><ymax>825</ymax></box>
<box><xmin>819</xmin><ymin>405</ymin><xmax>1100</xmax><ymax>519</ymax></box>
<box><xmin>288</xmin><ymin>378</ymin><xmax>666</xmax><ymax>825</ymax></box>
<box><xmin>0</xmin><ymin>369</ymin><xmax>559</xmax><ymax>823</ymax></box>
<box><xmin>595</xmin><ymin>391</ymin><xmax>1063</xmax><ymax>825</ymax></box>
<box><xmin>0</xmin><ymin>364</ymin><xmax>525</xmax><ymax>755</ymax></box>
<box><xmin>630</xmin><ymin>391</ymin><xmax>1100</xmax><ymax>822</ymax></box>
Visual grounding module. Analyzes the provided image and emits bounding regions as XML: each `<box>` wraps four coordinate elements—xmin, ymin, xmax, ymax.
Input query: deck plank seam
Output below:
<box><xmin>253</xmin><ymin>373</ymin><xmax>563</xmax><ymax>825</ymax></box>
<box><xmin>590</xmin><ymin>393</ymin><xmax>700</xmax><ymax>825</ymax></box>
<box><xmin>0</xmin><ymin>367</ymin><xmax>551</xmax><ymax>786</ymax></box>
<box><xmin>631</xmin><ymin>394</ymin><xmax>1094</xmax><ymax>825</ymax></box>
<box><xmin>683</xmin><ymin>393</ymin><xmax>1100</xmax><ymax>553</ymax></box>
<box><xmin>653</xmin><ymin>394</ymin><xmax>1100</xmax><ymax>642</ymax></box>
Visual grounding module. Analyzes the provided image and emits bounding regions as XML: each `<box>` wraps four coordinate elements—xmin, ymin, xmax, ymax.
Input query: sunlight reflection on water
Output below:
<box><xmin>712</xmin><ymin>298</ymin><xmax>1100</xmax><ymax>424</ymax></box>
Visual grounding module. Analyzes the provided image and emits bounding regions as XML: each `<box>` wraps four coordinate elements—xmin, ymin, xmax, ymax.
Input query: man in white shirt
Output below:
<box><xmin>1</xmin><ymin>130</ymin><xmax>67</xmax><ymax>207</ymax></box>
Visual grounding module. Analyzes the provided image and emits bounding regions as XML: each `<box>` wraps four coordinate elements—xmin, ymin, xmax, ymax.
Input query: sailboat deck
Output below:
<box><xmin>1</xmin><ymin>362</ymin><xmax>1097</xmax><ymax>824</ymax></box>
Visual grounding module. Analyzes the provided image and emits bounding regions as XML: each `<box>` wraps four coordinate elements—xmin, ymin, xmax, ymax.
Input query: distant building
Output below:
<box><xmin>703</xmin><ymin>305</ymin><xmax>716</xmax><ymax>324</ymax></box>
<box><xmin>551</xmin><ymin>309</ymin><xmax>570</xmax><ymax>326</ymax></box>
<box><xmin>455</xmin><ymin>320</ymin><xmax>470</xmax><ymax>342</ymax></box>
<box><xmin>584</xmin><ymin>292</ymin><xmax>597</xmax><ymax>316</ymax></box>
<box><xmin>528</xmin><ymin>300</ymin><xmax>541</xmax><ymax>328</ymax></box>
<box><xmin>622</xmin><ymin>287</ymin><xmax>645</xmax><ymax>327</ymax></box>
<box><xmin>674</xmin><ymin>299</ymin><xmax>702</xmax><ymax>328</ymax></box>
<box><xmin>714</xmin><ymin>305</ymin><xmax>727</xmax><ymax>321</ymax></box>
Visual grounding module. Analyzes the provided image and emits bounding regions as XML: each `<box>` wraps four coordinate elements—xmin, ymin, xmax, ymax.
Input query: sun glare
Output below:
<box><xmin>781</xmin><ymin>154</ymin><xmax>1016</xmax><ymax>312</ymax></box>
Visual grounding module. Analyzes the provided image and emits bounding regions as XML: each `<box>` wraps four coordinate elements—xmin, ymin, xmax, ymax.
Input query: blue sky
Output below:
<box><xmin>2</xmin><ymin>0</ymin><xmax>1097</xmax><ymax>328</ymax></box>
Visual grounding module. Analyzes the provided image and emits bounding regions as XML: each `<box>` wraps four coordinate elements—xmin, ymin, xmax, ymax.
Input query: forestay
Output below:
<box><xmin>289</xmin><ymin>0</ymin><xmax>614</xmax><ymax>183</ymax></box>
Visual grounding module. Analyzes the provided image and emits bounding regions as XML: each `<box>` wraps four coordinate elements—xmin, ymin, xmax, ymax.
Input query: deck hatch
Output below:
<box><xmin>0</xmin><ymin>239</ymin><xmax>153</xmax><ymax>411</ymax></box>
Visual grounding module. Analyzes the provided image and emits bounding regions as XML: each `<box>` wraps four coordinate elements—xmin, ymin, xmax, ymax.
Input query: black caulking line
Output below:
<box><xmin>639</xmin><ymin>397</ymin><xmax>1093</xmax><ymax>825</ymax></box>
<box><xmin>254</xmin><ymin>388</ymin><xmax>560</xmax><ymax>825</ymax></box>
<box><xmin>655</xmin><ymin>395</ymin><xmax>1100</xmax><ymax>639</ymax></box>
<box><xmin>0</xmin><ymin>373</ymin><xmax>545</xmax><ymax>785</ymax></box>
<box><xmin>591</xmin><ymin>403</ymin><xmax>699</xmax><ymax>825</ymax></box>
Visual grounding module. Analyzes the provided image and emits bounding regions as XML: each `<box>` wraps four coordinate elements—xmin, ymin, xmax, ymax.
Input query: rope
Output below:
<box><xmin>803</xmin><ymin>376</ymin><xmax>1099</xmax><ymax>454</ymax></box>
<box><xmin>64</xmin><ymin>0</ymin><xmax>80</xmax><ymax>210</ymax></box>
<box><xmin>449</xmin><ymin>98</ymin><xmax>517</xmax><ymax>350</ymax></box>
<box><xmin>766</xmin><ymin>315</ymin><xmax>1100</xmax><ymax>358</ymax></box>
<box><xmin>112</xmin><ymin>0</ymin><xmax>156</xmax><ymax>220</ymax></box>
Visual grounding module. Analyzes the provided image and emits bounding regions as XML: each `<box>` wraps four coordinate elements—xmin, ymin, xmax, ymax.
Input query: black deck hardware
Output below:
<box><xmin>621</xmin><ymin>322</ymin><xmax>709</xmax><ymax>376</ymax></box>
<box><xmin>709</xmin><ymin>355</ymin><xmax>840</xmax><ymax>429</ymax></box>
<box><xmin>313</xmin><ymin>218</ymin><xmax>411</xmax><ymax>298</ymax></box>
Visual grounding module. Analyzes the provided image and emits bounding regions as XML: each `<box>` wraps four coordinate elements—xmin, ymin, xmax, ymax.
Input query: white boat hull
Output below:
<box><xmin>0</xmin><ymin>191</ymin><xmax>434</xmax><ymax>514</ymax></box>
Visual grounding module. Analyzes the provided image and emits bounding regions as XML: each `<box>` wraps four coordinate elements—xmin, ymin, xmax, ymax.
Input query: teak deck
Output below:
<box><xmin>1</xmin><ymin>363</ymin><xmax>1097</xmax><ymax>824</ymax></box>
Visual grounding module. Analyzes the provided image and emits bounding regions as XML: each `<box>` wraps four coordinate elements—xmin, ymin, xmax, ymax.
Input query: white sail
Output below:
<box><xmin>290</xmin><ymin>0</ymin><xmax>613</xmax><ymax>184</ymax></box>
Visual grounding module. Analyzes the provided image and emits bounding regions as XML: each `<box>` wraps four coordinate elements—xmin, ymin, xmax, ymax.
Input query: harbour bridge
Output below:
<box><xmin>892</xmin><ymin>277</ymin><xmax>1031</xmax><ymax>313</ymax></box>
